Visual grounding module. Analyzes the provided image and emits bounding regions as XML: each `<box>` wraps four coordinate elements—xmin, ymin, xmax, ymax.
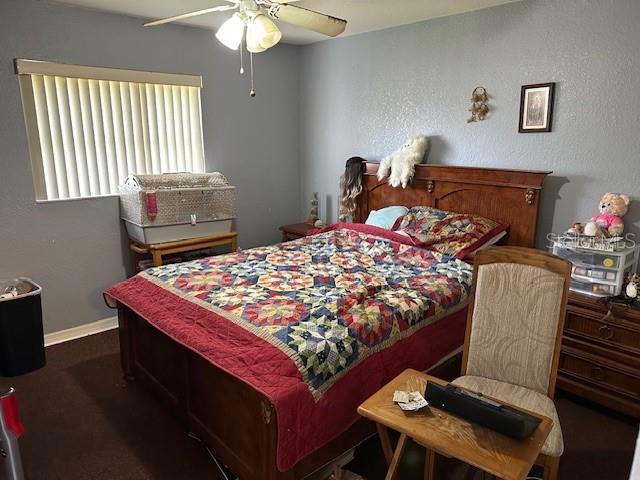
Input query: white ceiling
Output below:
<box><xmin>54</xmin><ymin>0</ymin><xmax>521</xmax><ymax>45</ymax></box>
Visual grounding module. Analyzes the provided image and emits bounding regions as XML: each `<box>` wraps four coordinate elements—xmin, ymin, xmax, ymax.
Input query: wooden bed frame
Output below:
<box><xmin>116</xmin><ymin>163</ymin><xmax>551</xmax><ymax>480</ymax></box>
<box><xmin>355</xmin><ymin>163</ymin><xmax>550</xmax><ymax>247</ymax></box>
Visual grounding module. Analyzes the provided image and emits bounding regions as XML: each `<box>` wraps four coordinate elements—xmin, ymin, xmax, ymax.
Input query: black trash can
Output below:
<box><xmin>0</xmin><ymin>278</ymin><xmax>46</xmax><ymax>377</ymax></box>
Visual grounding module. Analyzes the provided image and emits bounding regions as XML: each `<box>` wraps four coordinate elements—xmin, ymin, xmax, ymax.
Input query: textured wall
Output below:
<box><xmin>0</xmin><ymin>0</ymin><xmax>300</xmax><ymax>333</ymax></box>
<box><xmin>4</xmin><ymin>0</ymin><xmax>640</xmax><ymax>335</ymax></box>
<box><xmin>299</xmin><ymin>0</ymin><xmax>640</xmax><ymax>247</ymax></box>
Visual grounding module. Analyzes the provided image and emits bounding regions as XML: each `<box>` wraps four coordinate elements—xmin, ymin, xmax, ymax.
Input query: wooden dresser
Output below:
<box><xmin>557</xmin><ymin>292</ymin><xmax>640</xmax><ymax>418</ymax></box>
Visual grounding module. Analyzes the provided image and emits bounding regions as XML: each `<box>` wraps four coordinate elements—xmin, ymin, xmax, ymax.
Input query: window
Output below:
<box><xmin>16</xmin><ymin>59</ymin><xmax>206</xmax><ymax>201</ymax></box>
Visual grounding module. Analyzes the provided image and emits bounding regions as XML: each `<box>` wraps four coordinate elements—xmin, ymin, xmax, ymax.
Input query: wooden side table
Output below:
<box><xmin>279</xmin><ymin>222</ymin><xmax>314</xmax><ymax>242</ymax></box>
<box><xmin>358</xmin><ymin>369</ymin><xmax>552</xmax><ymax>480</ymax></box>
<box><xmin>129</xmin><ymin>232</ymin><xmax>238</xmax><ymax>271</ymax></box>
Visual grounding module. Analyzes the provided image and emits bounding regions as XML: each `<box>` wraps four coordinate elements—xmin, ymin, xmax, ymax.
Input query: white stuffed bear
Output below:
<box><xmin>377</xmin><ymin>135</ymin><xmax>429</xmax><ymax>188</ymax></box>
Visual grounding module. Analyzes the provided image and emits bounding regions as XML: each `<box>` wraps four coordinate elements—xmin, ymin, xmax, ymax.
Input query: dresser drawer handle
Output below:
<box><xmin>591</xmin><ymin>366</ymin><xmax>607</xmax><ymax>382</ymax></box>
<box><xmin>598</xmin><ymin>325</ymin><xmax>614</xmax><ymax>340</ymax></box>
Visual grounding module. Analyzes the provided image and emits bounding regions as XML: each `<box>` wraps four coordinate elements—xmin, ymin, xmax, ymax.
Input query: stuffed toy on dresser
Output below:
<box><xmin>583</xmin><ymin>192</ymin><xmax>631</xmax><ymax>237</ymax></box>
<box><xmin>567</xmin><ymin>192</ymin><xmax>631</xmax><ymax>237</ymax></box>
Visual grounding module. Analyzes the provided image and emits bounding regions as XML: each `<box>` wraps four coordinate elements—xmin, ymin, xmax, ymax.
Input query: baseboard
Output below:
<box><xmin>44</xmin><ymin>316</ymin><xmax>118</xmax><ymax>347</ymax></box>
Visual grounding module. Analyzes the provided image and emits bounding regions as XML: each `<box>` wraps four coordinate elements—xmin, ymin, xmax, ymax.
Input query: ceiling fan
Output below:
<box><xmin>144</xmin><ymin>0</ymin><xmax>347</xmax><ymax>53</ymax></box>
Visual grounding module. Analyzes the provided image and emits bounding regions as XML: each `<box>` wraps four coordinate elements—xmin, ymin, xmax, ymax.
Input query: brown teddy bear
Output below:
<box><xmin>583</xmin><ymin>192</ymin><xmax>631</xmax><ymax>237</ymax></box>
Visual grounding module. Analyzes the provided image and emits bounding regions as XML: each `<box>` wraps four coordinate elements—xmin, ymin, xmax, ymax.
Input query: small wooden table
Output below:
<box><xmin>129</xmin><ymin>232</ymin><xmax>238</xmax><ymax>269</ymax></box>
<box><xmin>357</xmin><ymin>369</ymin><xmax>552</xmax><ymax>480</ymax></box>
<box><xmin>279</xmin><ymin>222</ymin><xmax>314</xmax><ymax>242</ymax></box>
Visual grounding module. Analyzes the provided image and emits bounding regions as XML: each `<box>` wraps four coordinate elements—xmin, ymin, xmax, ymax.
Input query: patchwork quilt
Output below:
<box><xmin>105</xmin><ymin>225</ymin><xmax>472</xmax><ymax>470</ymax></box>
<box><xmin>396</xmin><ymin>206</ymin><xmax>508</xmax><ymax>258</ymax></box>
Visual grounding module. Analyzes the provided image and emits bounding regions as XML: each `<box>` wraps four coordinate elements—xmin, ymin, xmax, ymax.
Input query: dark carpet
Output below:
<box><xmin>2</xmin><ymin>330</ymin><xmax>637</xmax><ymax>480</ymax></box>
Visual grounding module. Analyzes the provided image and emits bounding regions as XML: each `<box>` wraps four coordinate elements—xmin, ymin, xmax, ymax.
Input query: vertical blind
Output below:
<box><xmin>17</xmin><ymin>61</ymin><xmax>205</xmax><ymax>201</ymax></box>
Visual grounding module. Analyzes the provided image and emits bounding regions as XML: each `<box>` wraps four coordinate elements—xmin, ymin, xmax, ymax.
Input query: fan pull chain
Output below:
<box><xmin>249</xmin><ymin>52</ymin><xmax>256</xmax><ymax>97</ymax></box>
<box><xmin>239</xmin><ymin>39</ymin><xmax>245</xmax><ymax>75</ymax></box>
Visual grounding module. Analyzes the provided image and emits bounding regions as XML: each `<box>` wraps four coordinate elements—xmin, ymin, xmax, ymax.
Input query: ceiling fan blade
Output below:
<box><xmin>144</xmin><ymin>4</ymin><xmax>238</xmax><ymax>27</ymax></box>
<box><xmin>267</xmin><ymin>4</ymin><xmax>346</xmax><ymax>37</ymax></box>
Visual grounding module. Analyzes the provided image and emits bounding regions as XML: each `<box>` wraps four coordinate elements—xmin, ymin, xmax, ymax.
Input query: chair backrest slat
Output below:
<box><xmin>461</xmin><ymin>246</ymin><xmax>571</xmax><ymax>397</ymax></box>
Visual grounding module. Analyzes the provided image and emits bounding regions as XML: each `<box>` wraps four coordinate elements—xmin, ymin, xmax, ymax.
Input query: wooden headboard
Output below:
<box><xmin>354</xmin><ymin>163</ymin><xmax>551</xmax><ymax>247</ymax></box>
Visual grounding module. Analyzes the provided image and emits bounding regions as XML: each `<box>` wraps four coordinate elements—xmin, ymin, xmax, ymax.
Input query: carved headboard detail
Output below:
<box><xmin>354</xmin><ymin>163</ymin><xmax>551</xmax><ymax>247</ymax></box>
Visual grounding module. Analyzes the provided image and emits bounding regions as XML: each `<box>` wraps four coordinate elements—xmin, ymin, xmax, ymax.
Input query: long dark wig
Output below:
<box><xmin>338</xmin><ymin>156</ymin><xmax>364</xmax><ymax>222</ymax></box>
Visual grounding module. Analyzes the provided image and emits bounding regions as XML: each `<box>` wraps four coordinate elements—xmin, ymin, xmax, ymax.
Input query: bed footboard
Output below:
<box><xmin>117</xmin><ymin>305</ymin><xmax>379</xmax><ymax>480</ymax></box>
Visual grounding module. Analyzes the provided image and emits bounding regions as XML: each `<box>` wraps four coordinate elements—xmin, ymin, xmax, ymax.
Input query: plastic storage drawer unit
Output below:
<box><xmin>552</xmin><ymin>245</ymin><xmax>630</xmax><ymax>269</ymax></box>
<box><xmin>551</xmin><ymin>243</ymin><xmax>639</xmax><ymax>297</ymax></box>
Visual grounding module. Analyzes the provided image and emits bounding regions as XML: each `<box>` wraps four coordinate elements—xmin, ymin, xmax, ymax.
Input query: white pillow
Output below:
<box><xmin>365</xmin><ymin>206</ymin><xmax>408</xmax><ymax>230</ymax></box>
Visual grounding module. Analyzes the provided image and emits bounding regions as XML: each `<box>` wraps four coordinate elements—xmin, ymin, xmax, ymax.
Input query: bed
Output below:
<box><xmin>106</xmin><ymin>163</ymin><xmax>550</xmax><ymax>480</ymax></box>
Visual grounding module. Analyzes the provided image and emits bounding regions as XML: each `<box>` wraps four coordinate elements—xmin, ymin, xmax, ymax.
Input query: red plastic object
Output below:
<box><xmin>1</xmin><ymin>396</ymin><xmax>25</xmax><ymax>438</ymax></box>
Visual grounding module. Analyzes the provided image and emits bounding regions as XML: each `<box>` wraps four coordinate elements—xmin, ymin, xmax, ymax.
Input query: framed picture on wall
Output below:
<box><xmin>518</xmin><ymin>82</ymin><xmax>555</xmax><ymax>133</ymax></box>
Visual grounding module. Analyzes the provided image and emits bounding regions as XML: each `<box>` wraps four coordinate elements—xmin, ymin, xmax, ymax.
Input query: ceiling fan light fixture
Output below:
<box><xmin>215</xmin><ymin>13</ymin><xmax>245</xmax><ymax>50</ymax></box>
<box><xmin>247</xmin><ymin>13</ymin><xmax>282</xmax><ymax>51</ymax></box>
<box><xmin>245</xmin><ymin>21</ymin><xmax>267</xmax><ymax>53</ymax></box>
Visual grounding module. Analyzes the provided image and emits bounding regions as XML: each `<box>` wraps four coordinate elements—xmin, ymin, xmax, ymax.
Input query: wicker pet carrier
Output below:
<box><xmin>119</xmin><ymin>173</ymin><xmax>236</xmax><ymax>244</ymax></box>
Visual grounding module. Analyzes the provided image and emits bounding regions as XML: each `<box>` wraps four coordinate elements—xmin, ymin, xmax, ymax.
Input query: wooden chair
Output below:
<box><xmin>451</xmin><ymin>246</ymin><xmax>571</xmax><ymax>480</ymax></box>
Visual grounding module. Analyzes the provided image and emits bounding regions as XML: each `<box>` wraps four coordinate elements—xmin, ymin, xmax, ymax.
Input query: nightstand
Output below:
<box><xmin>279</xmin><ymin>222</ymin><xmax>314</xmax><ymax>242</ymax></box>
<box><xmin>557</xmin><ymin>292</ymin><xmax>640</xmax><ymax>418</ymax></box>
